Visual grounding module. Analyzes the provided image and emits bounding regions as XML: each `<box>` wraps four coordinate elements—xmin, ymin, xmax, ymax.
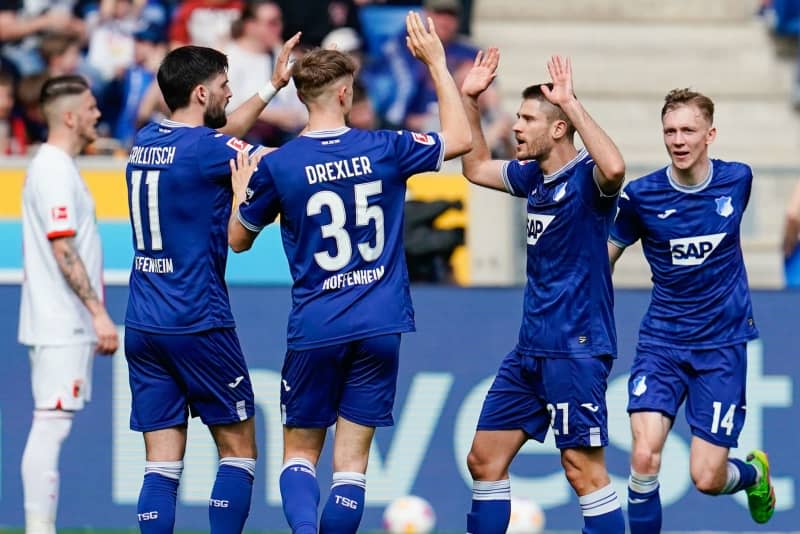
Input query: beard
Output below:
<box><xmin>203</xmin><ymin>96</ymin><xmax>227</xmax><ymax>129</ymax></box>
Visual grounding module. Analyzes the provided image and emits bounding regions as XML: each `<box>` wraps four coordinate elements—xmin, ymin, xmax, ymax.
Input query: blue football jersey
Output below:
<box><xmin>238</xmin><ymin>127</ymin><xmax>444</xmax><ymax>350</ymax></box>
<box><xmin>503</xmin><ymin>148</ymin><xmax>618</xmax><ymax>358</ymax></box>
<box><xmin>125</xmin><ymin>119</ymin><xmax>262</xmax><ymax>333</ymax></box>
<box><xmin>610</xmin><ymin>159</ymin><xmax>759</xmax><ymax>348</ymax></box>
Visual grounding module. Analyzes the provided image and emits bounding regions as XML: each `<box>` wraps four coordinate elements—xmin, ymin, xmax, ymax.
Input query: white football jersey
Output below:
<box><xmin>19</xmin><ymin>143</ymin><xmax>103</xmax><ymax>346</ymax></box>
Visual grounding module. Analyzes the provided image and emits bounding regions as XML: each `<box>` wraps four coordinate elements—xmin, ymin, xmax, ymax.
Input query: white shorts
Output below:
<box><xmin>29</xmin><ymin>343</ymin><xmax>95</xmax><ymax>411</ymax></box>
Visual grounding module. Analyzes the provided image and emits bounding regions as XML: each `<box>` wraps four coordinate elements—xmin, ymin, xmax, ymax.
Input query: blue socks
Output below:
<box><xmin>466</xmin><ymin>479</ymin><xmax>511</xmax><ymax>534</ymax></box>
<box><xmin>628</xmin><ymin>469</ymin><xmax>661</xmax><ymax>534</ymax></box>
<box><xmin>137</xmin><ymin>461</ymin><xmax>183</xmax><ymax>533</ymax></box>
<box><xmin>319</xmin><ymin>471</ymin><xmax>367</xmax><ymax>534</ymax></box>
<box><xmin>579</xmin><ymin>483</ymin><xmax>625</xmax><ymax>534</ymax></box>
<box><xmin>280</xmin><ymin>457</ymin><xmax>320</xmax><ymax>534</ymax></box>
<box><xmin>720</xmin><ymin>458</ymin><xmax>759</xmax><ymax>494</ymax></box>
<box><xmin>209</xmin><ymin>457</ymin><xmax>256</xmax><ymax>533</ymax></box>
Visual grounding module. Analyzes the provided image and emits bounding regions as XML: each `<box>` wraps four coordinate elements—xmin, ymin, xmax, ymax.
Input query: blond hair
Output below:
<box><xmin>661</xmin><ymin>88</ymin><xmax>714</xmax><ymax>124</ymax></box>
<box><xmin>292</xmin><ymin>48</ymin><xmax>357</xmax><ymax>102</ymax></box>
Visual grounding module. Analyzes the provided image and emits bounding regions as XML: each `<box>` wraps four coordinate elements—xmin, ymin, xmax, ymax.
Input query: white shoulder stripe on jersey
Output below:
<box><xmin>303</xmin><ymin>126</ymin><xmax>351</xmax><ymax>138</ymax></box>
<box><xmin>543</xmin><ymin>148</ymin><xmax>588</xmax><ymax>184</ymax></box>
<box><xmin>237</xmin><ymin>211</ymin><xmax>264</xmax><ymax>233</ymax></box>
<box><xmin>667</xmin><ymin>162</ymin><xmax>714</xmax><ymax>193</ymax></box>
<box><xmin>160</xmin><ymin>119</ymin><xmax>191</xmax><ymax>128</ymax></box>
<box><xmin>434</xmin><ymin>132</ymin><xmax>445</xmax><ymax>172</ymax></box>
<box><xmin>500</xmin><ymin>160</ymin><xmax>516</xmax><ymax>195</ymax></box>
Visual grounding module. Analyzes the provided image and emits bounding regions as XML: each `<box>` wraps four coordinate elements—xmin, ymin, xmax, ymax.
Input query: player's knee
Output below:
<box><xmin>561</xmin><ymin>449</ymin><xmax>609</xmax><ymax>495</ymax></box>
<box><xmin>630</xmin><ymin>445</ymin><xmax>661</xmax><ymax>475</ymax></box>
<box><xmin>691</xmin><ymin>466</ymin><xmax>724</xmax><ymax>494</ymax></box>
<box><xmin>466</xmin><ymin>448</ymin><xmax>504</xmax><ymax>481</ymax></box>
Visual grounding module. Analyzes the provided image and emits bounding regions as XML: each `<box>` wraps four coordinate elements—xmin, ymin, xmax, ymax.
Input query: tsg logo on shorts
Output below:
<box><xmin>527</xmin><ymin>213</ymin><xmax>555</xmax><ymax>245</ymax></box>
<box><xmin>669</xmin><ymin>232</ymin><xmax>726</xmax><ymax>265</ymax></box>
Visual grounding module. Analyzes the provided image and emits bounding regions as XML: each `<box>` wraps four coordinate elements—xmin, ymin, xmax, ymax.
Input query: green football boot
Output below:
<box><xmin>745</xmin><ymin>450</ymin><xmax>776</xmax><ymax>524</ymax></box>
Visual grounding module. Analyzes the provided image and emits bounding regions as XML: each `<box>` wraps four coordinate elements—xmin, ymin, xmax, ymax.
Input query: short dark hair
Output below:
<box><xmin>521</xmin><ymin>83</ymin><xmax>575</xmax><ymax>138</ymax></box>
<box><xmin>157</xmin><ymin>46</ymin><xmax>228</xmax><ymax>112</ymax></box>
<box><xmin>293</xmin><ymin>48</ymin><xmax>357</xmax><ymax>102</ymax></box>
<box><xmin>39</xmin><ymin>74</ymin><xmax>89</xmax><ymax>107</ymax></box>
<box><xmin>661</xmin><ymin>88</ymin><xmax>714</xmax><ymax>124</ymax></box>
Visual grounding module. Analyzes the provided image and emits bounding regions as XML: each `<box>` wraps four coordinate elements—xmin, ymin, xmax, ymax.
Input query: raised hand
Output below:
<box><xmin>405</xmin><ymin>11</ymin><xmax>445</xmax><ymax>68</ymax></box>
<box><xmin>230</xmin><ymin>150</ymin><xmax>263</xmax><ymax>202</ymax></box>
<box><xmin>540</xmin><ymin>55</ymin><xmax>575</xmax><ymax>107</ymax></box>
<box><xmin>271</xmin><ymin>32</ymin><xmax>302</xmax><ymax>89</ymax></box>
<box><xmin>461</xmin><ymin>47</ymin><xmax>500</xmax><ymax>99</ymax></box>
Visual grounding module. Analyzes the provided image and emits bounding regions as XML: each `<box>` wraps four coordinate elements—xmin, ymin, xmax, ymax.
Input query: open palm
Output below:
<box><xmin>461</xmin><ymin>48</ymin><xmax>500</xmax><ymax>98</ymax></box>
<box><xmin>540</xmin><ymin>55</ymin><xmax>574</xmax><ymax>106</ymax></box>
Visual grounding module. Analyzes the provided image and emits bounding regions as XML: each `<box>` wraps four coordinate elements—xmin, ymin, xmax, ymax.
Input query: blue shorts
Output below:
<box><xmin>125</xmin><ymin>327</ymin><xmax>255</xmax><ymax>432</ymax></box>
<box><xmin>280</xmin><ymin>334</ymin><xmax>400</xmax><ymax>428</ymax></box>
<box><xmin>627</xmin><ymin>342</ymin><xmax>747</xmax><ymax>448</ymax></box>
<box><xmin>477</xmin><ymin>351</ymin><xmax>612</xmax><ymax>449</ymax></box>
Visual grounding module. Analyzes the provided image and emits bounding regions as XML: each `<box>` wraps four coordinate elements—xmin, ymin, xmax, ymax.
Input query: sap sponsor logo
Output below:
<box><xmin>526</xmin><ymin>213</ymin><xmax>555</xmax><ymax>245</ymax></box>
<box><xmin>209</xmin><ymin>498</ymin><xmax>229</xmax><ymax>508</ymax></box>
<box><xmin>335</xmin><ymin>495</ymin><xmax>359</xmax><ymax>509</ymax></box>
<box><xmin>138</xmin><ymin>511</ymin><xmax>159</xmax><ymax>521</ymax></box>
<box><xmin>669</xmin><ymin>233</ymin><xmax>725</xmax><ymax>266</ymax></box>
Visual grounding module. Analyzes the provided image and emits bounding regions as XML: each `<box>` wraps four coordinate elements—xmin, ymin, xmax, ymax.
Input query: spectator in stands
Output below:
<box><xmin>169</xmin><ymin>0</ymin><xmax>243</xmax><ymax>50</ymax></box>
<box><xmin>782</xmin><ymin>178</ymin><xmax>800</xmax><ymax>286</ymax></box>
<box><xmin>39</xmin><ymin>31</ymin><xmax>82</xmax><ymax>77</ymax></box>
<box><xmin>348</xmin><ymin>80</ymin><xmax>377</xmax><ymax>129</ymax></box>
<box><xmin>226</xmin><ymin>0</ymin><xmax>306</xmax><ymax>145</ymax></box>
<box><xmin>85</xmin><ymin>0</ymin><xmax>140</xmax><ymax>86</ymax></box>
<box><xmin>379</xmin><ymin>0</ymin><xmax>478</xmax><ymax>129</ymax></box>
<box><xmin>0</xmin><ymin>70</ymin><xmax>27</xmax><ymax>155</ymax></box>
<box><xmin>0</xmin><ymin>1</ymin><xmax>83</xmax><ymax>76</ymax></box>
<box><xmin>15</xmin><ymin>72</ymin><xmax>49</xmax><ymax>148</ymax></box>
<box><xmin>276</xmin><ymin>0</ymin><xmax>362</xmax><ymax>48</ymax></box>
<box><xmin>404</xmin><ymin>196</ymin><xmax>465</xmax><ymax>283</ymax></box>
<box><xmin>106</xmin><ymin>23</ymin><xmax>167</xmax><ymax>147</ymax></box>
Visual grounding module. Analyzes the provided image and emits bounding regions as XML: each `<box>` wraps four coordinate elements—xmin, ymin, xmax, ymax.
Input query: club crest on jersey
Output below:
<box><xmin>526</xmin><ymin>213</ymin><xmax>555</xmax><ymax>245</ymax></box>
<box><xmin>411</xmin><ymin>132</ymin><xmax>434</xmax><ymax>145</ymax></box>
<box><xmin>669</xmin><ymin>232</ymin><xmax>726</xmax><ymax>266</ymax></box>
<box><xmin>715</xmin><ymin>196</ymin><xmax>734</xmax><ymax>217</ymax></box>
<box><xmin>631</xmin><ymin>375</ymin><xmax>647</xmax><ymax>397</ymax></box>
<box><xmin>553</xmin><ymin>182</ymin><xmax>568</xmax><ymax>202</ymax></box>
<box><xmin>226</xmin><ymin>137</ymin><xmax>253</xmax><ymax>153</ymax></box>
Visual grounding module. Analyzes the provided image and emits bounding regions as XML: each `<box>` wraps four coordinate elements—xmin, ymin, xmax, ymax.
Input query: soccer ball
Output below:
<box><xmin>382</xmin><ymin>495</ymin><xmax>436</xmax><ymax>534</ymax></box>
<box><xmin>506</xmin><ymin>497</ymin><xmax>546</xmax><ymax>534</ymax></box>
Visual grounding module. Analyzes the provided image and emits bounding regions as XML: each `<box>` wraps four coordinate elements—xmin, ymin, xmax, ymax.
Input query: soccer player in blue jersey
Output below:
<box><xmin>608</xmin><ymin>89</ymin><xmax>776</xmax><ymax>532</ymax></box>
<box><xmin>458</xmin><ymin>51</ymin><xmax>627</xmax><ymax>534</ymax></box>
<box><xmin>227</xmin><ymin>12</ymin><xmax>471</xmax><ymax>534</ymax></box>
<box><xmin>124</xmin><ymin>34</ymin><xmax>298</xmax><ymax>533</ymax></box>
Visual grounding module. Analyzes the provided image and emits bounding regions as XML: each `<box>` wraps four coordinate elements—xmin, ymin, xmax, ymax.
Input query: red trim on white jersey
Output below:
<box><xmin>46</xmin><ymin>229</ymin><xmax>77</xmax><ymax>240</ymax></box>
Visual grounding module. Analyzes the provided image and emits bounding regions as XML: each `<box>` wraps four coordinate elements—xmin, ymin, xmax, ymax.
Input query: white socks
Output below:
<box><xmin>21</xmin><ymin>410</ymin><xmax>73</xmax><ymax>532</ymax></box>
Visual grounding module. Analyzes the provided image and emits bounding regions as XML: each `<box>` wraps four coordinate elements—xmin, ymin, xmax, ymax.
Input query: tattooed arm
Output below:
<box><xmin>51</xmin><ymin>237</ymin><xmax>119</xmax><ymax>354</ymax></box>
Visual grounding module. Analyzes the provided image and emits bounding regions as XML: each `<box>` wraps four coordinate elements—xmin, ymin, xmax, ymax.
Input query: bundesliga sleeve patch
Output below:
<box><xmin>226</xmin><ymin>137</ymin><xmax>254</xmax><ymax>153</ymax></box>
<box><xmin>411</xmin><ymin>132</ymin><xmax>435</xmax><ymax>145</ymax></box>
<box><xmin>50</xmin><ymin>206</ymin><xmax>69</xmax><ymax>222</ymax></box>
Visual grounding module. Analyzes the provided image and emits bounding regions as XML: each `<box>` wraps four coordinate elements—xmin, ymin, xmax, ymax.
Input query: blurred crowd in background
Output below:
<box><xmin>0</xmin><ymin>0</ymin><xmax>513</xmax><ymax>161</ymax></box>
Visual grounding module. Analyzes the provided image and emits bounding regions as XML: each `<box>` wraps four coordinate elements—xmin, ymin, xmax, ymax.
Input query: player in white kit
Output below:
<box><xmin>18</xmin><ymin>75</ymin><xmax>119</xmax><ymax>534</ymax></box>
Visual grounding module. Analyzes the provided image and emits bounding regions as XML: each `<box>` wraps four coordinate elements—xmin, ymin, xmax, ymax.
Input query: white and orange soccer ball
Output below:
<box><xmin>382</xmin><ymin>495</ymin><xmax>436</xmax><ymax>534</ymax></box>
<box><xmin>506</xmin><ymin>497</ymin><xmax>546</xmax><ymax>534</ymax></box>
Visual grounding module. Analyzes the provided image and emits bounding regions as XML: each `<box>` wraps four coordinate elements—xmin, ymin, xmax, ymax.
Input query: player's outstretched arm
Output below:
<box><xmin>220</xmin><ymin>32</ymin><xmax>301</xmax><ymax>139</ymax></box>
<box><xmin>50</xmin><ymin>237</ymin><xmax>119</xmax><ymax>355</ymax></box>
<box><xmin>541</xmin><ymin>55</ymin><xmax>625</xmax><ymax>195</ymax></box>
<box><xmin>405</xmin><ymin>12</ymin><xmax>471</xmax><ymax>160</ymax></box>
<box><xmin>228</xmin><ymin>151</ymin><xmax>261</xmax><ymax>253</ymax></box>
<box><xmin>460</xmin><ymin>48</ymin><xmax>507</xmax><ymax>191</ymax></box>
